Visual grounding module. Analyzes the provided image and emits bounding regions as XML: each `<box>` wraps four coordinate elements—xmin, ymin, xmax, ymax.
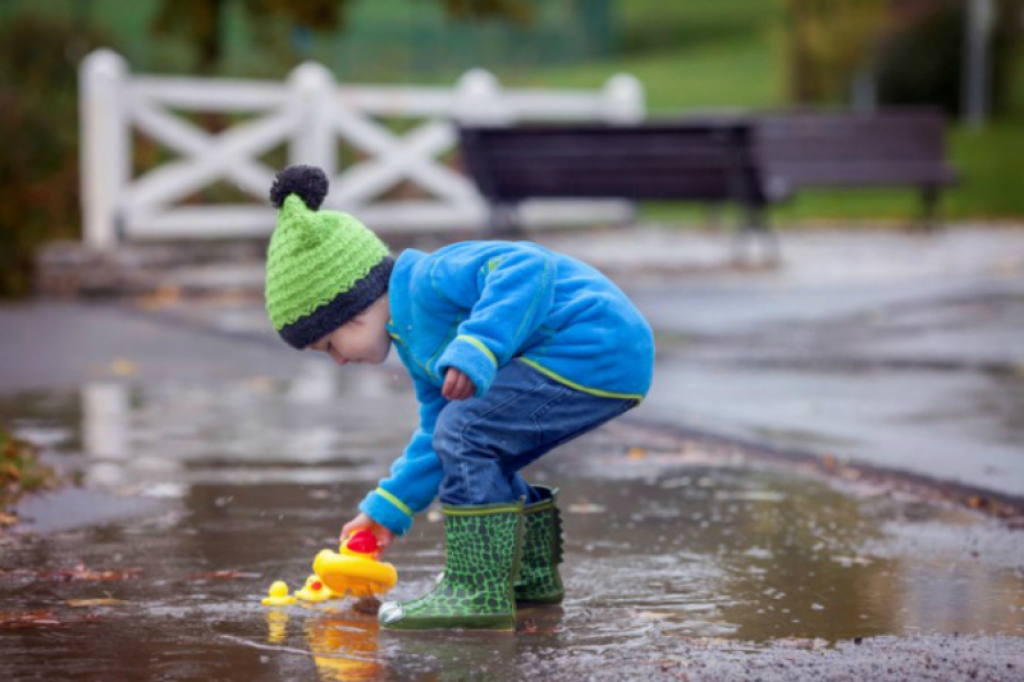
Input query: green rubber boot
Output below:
<box><xmin>378</xmin><ymin>500</ymin><xmax>524</xmax><ymax>631</ymax></box>
<box><xmin>515</xmin><ymin>486</ymin><xmax>565</xmax><ymax>605</ymax></box>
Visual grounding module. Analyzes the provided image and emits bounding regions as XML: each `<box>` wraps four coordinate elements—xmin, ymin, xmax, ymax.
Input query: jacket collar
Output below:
<box><xmin>386</xmin><ymin>249</ymin><xmax>424</xmax><ymax>337</ymax></box>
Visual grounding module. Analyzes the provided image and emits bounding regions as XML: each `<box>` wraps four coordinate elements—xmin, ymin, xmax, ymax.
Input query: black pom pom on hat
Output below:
<box><xmin>269</xmin><ymin>165</ymin><xmax>329</xmax><ymax>210</ymax></box>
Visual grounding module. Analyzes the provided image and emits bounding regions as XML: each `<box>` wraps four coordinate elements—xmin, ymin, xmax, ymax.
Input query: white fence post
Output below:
<box><xmin>454</xmin><ymin>69</ymin><xmax>512</xmax><ymax>125</ymax></box>
<box><xmin>80</xmin><ymin>49</ymin><xmax>130</xmax><ymax>250</ymax></box>
<box><xmin>288</xmin><ymin>62</ymin><xmax>338</xmax><ymax>174</ymax></box>
<box><xmin>602</xmin><ymin>73</ymin><xmax>645</xmax><ymax>124</ymax></box>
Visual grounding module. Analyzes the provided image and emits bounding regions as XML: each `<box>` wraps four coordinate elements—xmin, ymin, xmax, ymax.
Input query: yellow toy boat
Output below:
<box><xmin>312</xmin><ymin>530</ymin><xmax>398</xmax><ymax>598</ymax></box>
<box><xmin>294</xmin><ymin>573</ymin><xmax>341</xmax><ymax>603</ymax></box>
<box><xmin>261</xmin><ymin>580</ymin><xmax>297</xmax><ymax>606</ymax></box>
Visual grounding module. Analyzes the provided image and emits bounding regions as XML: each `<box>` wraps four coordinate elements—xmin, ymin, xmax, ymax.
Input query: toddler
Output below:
<box><xmin>264</xmin><ymin>165</ymin><xmax>654</xmax><ymax>630</ymax></box>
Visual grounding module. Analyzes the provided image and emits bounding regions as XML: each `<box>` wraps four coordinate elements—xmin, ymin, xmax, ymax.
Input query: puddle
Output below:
<box><xmin>1</xmin><ymin>375</ymin><xmax>1023</xmax><ymax>679</ymax></box>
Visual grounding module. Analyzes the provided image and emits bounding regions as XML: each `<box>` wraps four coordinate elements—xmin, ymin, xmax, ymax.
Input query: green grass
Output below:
<box><xmin>946</xmin><ymin>122</ymin><xmax>1024</xmax><ymax>218</ymax></box>
<box><xmin>616</xmin><ymin>0</ymin><xmax>780</xmax><ymax>51</ymax></box>
<box><xmin>499</xmin><ymin>0</ymin><xmax>784</xmax><ymax>111</ymax></box>
<box><xmin>507</xmin><ymin>36</ymin><xmax>784</xmax><ymax>113</ymax></box>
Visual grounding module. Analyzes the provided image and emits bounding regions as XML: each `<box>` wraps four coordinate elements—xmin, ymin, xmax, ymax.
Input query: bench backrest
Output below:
<box><xmin>458</xmin><ymin>123</ymin><xmax>766</xmax><ymax>205</ymax></box>
<box><xmin>755</xmin><ymin>108</ymin><xmax>957</xmax><ymax>197</ymax></box>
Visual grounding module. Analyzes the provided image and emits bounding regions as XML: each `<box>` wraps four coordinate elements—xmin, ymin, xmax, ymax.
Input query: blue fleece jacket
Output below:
<box><xmin>359</xmin><ymin>241</ymin><xmax>655</xmax><ymax>535</ymax></box>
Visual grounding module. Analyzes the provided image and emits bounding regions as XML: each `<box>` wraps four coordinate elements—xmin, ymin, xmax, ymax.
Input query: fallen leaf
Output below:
<box><xmin>714</xmin><ymin>490</ymin><xmax>786</xmax><ymax>502</ymax></box>
<box><xmin>188</xmin><ymin>570</ymin><xmax>261</xmax><ymax>582</ymax></box>
<box><xmin>694</xmin><ymin>637</ymin><xmax>734</xmax><ymax>648</ymax></box>
<box><xmin>627</xmin><ymin>447</ymin><xmax>646</xmax><ymax>460</ymax></box>
<box><xmin>245</xmin><ymin>376</ymin><xmax>277</xmax><ymax>392</ymax></box>
<box><xmin>66</xmin><ymin>598</ymin><xmax>127</xmax><ymax>608</ymax></box>
<box><xmin>516</xmin><ymin>617</ymin><xmax>563</xmax><ymax>635</ymax></box>
<box><xmin>774</xmin><ymin>637</ymin><xmax>830</xmax><ymax>650</ymax></box>
<box><xmin>658</xmin><ymin>658</ymin><xmax>692</xmax><ymax>671</ymax></box>
<box><xmin>2</xmin><ymin>610</ymin><xmax>104</xmax><ymax>629</ymax></box>
<box><xmin>0</xmin><ymin>610</ymin><xmax>62</xmax><ymax>629</ymax></box>
<box><xmin>839</xmin><ymin>468</ymin><xmax>861</xmax><ymax>481</ymax></box>
<box><xmin>2</xmin><ymin>463</ymin><xmax>20</xmax><ymax>481</ymax></box>
<box><xmin>37</xmin><ymin>564</ymin><xmax>142</xmax><ymax>582</ymax></box>
<box><xmin>636</xmin><ymin>610</ymin><xmax>673</xmax><ymax>621</ymax></box>
<box><xmin>135</xmin><ymin>285</ymin><xmax>182</xmax><ymax>309</ymax></box>
<box><xmin>109</xmin><ymin>359</ymin><xmax>138</xmax><ymax>377</ymax></box>
<box><xmin>567</xmin><ymin>503</ymin><xmax>606</xmax><ymax>514</ymax></box>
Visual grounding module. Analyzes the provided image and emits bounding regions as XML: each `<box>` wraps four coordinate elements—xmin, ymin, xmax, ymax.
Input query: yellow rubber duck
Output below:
<box><xmin>312</xmin><ymin>530</ymin><xmax>398</xmax><ymax>598</ymax></box>
<box><xmin>295</xmin><ymin>573</ymin><xmax>342</xmax><ymax>603</ymax></box>
<box><xmin>261</xmin><ymin>580</ymin><xmax>297</xmax><ymax>607</ymax></box>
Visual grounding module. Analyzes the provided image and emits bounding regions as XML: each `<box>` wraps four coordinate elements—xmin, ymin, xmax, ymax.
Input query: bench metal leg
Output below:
<box><xmin>706</xmin><ymin>203</ymin><xmax>726</xmax><ymax>233</ymax></box>
<box><xmin>921</xmin><ymin>186</ymin><xmax>940</xmax><ymax>232</ymax></box>
<box><xmin>489</xmin><ymin>203</ymin><xmax>523</xmax><ymax>238</ymax></box>
<box><xmin>733</xmin><ymin>202</ymin><xmax>779</xmax><ymax>266</ymax></box>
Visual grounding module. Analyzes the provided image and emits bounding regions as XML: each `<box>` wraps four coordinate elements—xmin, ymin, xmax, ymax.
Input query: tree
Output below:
<box><xmin>778</xmin><ymin>0</ymin><xmax>1024</xmax><ymax>116</ymax></box>
<box><xmin>152</xmin><ymin>0</ymin><xmax>532</xmax><ymax>74</ymax></box>
<box><xmin>0</xmin><ymin>14</ymin><xmax>107</xmax><ymax>296</ymax></box>
<box><xmin>777</xmin><ymin>0</ymin><xmax>892</xmax><ymax>104</ymax></box>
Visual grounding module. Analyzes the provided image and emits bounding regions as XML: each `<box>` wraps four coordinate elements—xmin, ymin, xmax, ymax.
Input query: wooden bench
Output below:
<box><xmin>754</xmin><ymin>108</ymin><xmax>959</xmax><ymax>227</ymax></box>
<box><xmin>457</xmin><ymin>121</ymin><xmax>775</xmax><ymax>259</ymax></box>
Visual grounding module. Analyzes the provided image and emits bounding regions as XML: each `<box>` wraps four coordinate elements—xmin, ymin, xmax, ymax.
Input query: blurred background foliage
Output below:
<box><xmin>779</xmin><ymin>0</ymin><xmax>892</xmax><ymax>105</ymax></box>
<box><xmin>1</xmin><ymin>426</ymin><xmax>57</xmax><ymax>506</ymax></box>
<box><xmin>781</xmin><ymin>0</ymin><xmax>1023</xmax><ymax>115</ymax></box>
<box><xmin>876</xmin><ymin>0</ymin><xmax>1023</xmax><ymax>115</ymax></box>
<box><xmin>0</xmin><ymin>13</ymin><xmax>109</xmax><ymax>297</ymax></box>
<box><xmin>0</xmin><ymin>0</ymin><xmax>1021</xmax><ymax>297</ymax></box>
<box><xmin>148</xmin><ymin>0</ymin><xmax>541</xmax><ymax>76</ymax></box>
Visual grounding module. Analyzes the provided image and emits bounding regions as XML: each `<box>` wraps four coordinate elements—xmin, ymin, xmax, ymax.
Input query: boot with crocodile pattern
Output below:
<box><xmin>515</xmin><ymin>486</ymin><xmax>565</xmax><ymax>605</ymax></box>
<box><xmin>378</xmin><ymin>500</ymin><xmax>524</xmax><ymax>631</ymax></box>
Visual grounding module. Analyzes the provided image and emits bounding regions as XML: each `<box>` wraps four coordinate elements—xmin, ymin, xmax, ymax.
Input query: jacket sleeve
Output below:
<box><xmin>358</xmin><ymin>377</ymin><xmax>446</xmax><ymax>536</ymax></box>
<box><xmin>434</xmin><ymin>245</ymin><xmax>556</xmax><ymax>396</ymax></box>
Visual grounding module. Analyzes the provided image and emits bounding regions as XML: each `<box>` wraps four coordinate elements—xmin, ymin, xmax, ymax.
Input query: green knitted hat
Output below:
<box><xmin>265</xmin><ymin>165</ymin><xmax>393</xmax><ymax>349</ymax></box>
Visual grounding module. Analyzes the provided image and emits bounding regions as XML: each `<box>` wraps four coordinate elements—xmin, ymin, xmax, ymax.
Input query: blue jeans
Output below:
<box><xmin>433</xmin><ymin>359</ymin><xmax>637</xmax><ymax>506</ymax></box>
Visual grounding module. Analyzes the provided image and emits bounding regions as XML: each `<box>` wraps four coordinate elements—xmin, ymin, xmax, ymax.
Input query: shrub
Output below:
<box><xmin>1</xmin><ymin>428</ymin><xmax>56</xmax><ymax>507</ymax></box>
<box><xmin>0</xmin><ymin>13</ymin><xmax>112</xmax><ymax>297</ymax></box>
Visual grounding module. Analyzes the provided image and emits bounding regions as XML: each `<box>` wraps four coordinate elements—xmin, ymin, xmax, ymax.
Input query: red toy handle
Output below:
<box><xmin>345</xmin><ymin>529</ymin><xmax>379</xmax><ymax>555</ymax></box>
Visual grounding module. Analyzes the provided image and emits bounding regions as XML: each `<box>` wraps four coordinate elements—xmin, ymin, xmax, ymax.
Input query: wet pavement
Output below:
<box><xmin>2</xmin><ymin>225</ymin><xmax>1024</xmax><ymax>679</ymax></box>
<box><xmin>2</xmin><ymin>373</ymin><xmax>1023</xmax><ymax>680</ymax></box>
<box><xmin>543</xmin><ymin>225</ymin><xmax>1024</xmax><ymax>499</ymax></box>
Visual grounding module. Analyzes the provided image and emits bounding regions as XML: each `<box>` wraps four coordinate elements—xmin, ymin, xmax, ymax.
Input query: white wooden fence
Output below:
<box><xmin>80</xmin><ymin>49</ymin><xmax>645</xmax><ymax>250</ymax></box>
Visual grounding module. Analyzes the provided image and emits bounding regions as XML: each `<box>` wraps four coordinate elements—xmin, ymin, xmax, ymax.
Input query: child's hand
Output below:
<box><xmin>341</xmin><ymin>513</ymin><xmax>395</xmax><ymax>554</ymax></box>
<box><xmin>442</xmin><ymin>368</ymin><xmax>476</xmax><ymax>401</ymax></box>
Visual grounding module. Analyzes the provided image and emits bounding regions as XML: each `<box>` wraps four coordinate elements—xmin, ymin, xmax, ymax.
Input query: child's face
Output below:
<box><xmin>309</xmin><ymin>295</ymin><xmax>391</xmax><ymax>366</ymax></box>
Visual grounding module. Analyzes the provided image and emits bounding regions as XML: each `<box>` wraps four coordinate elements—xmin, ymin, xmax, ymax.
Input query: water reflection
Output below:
<box><xmin>1</xmin><ymin>372</ymin><xmax>1023</xmax><ymax>678</ymax></box>
<box><xmin>2</xmin><ymin>366</ymin><xmax>418</xmax><ymax>494</ymax></box>
<box><xmin>259</xmin><ymin>608</ymin><xmax>383</xmax><ymax>681</ymax></box>
<box><xmin>306</xmin><ymin>614</ymin><xmax>382</xmax><ymax>682</ymax></box>
<box><xmin>265</xmin><ymin>609</ymin><xmax>289</xmax><ymax>644</ymax></box>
